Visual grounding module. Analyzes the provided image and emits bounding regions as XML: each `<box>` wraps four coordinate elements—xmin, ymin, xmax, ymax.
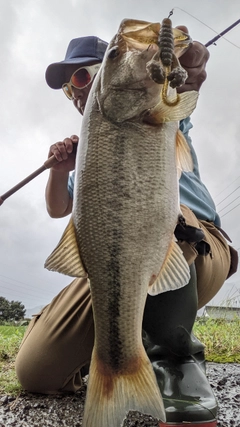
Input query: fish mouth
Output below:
<box><xmin>118</xmin><ymin>19</ymin><xmax>192</xmax><ymax>58</ymax></box>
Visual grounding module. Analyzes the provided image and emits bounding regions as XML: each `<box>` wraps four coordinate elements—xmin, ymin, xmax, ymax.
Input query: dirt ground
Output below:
<box><xmin>0</xmin><ymin>363</ymin><xmax>239</xmax><ymax>427</ymax></box>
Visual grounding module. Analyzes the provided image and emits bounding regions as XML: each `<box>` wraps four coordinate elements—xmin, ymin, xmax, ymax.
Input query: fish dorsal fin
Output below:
<box><xmin>148</xmin><ymin>240</ymin><xmax>190</xmax><ymax>295</ymax></box>
<box><xmin>143</xmin><ymin>90</ymin><xmax>199</xmax><ymax>124</ymax></box>
<box><xmin>176</xmin><ymin>129</ymin><xmax>193</xmax><ymax>179</ymax></box>
<box><xmin>44</xmin><ymin>217</ymin><xmax>87</xmax><ymax>278</ymax></box>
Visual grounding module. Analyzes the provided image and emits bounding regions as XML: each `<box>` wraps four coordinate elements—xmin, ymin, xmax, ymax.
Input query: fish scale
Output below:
<box><xmin>74</xmin><ymin>116</ymin><xmax>178</xmax><ymax>354</ymax></box>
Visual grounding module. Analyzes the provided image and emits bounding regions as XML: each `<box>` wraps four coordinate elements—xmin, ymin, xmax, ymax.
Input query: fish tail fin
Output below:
<box><xmin>82</xmin><ymin>347</ymin><xmax>166</xmax><ymax>427</ymax></box>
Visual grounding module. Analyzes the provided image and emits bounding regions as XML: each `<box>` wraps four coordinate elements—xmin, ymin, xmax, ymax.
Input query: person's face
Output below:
<box><xmin>63</xmin><ymin>62</ymin><xmax>100</xmax><ymax>116</ymax></box>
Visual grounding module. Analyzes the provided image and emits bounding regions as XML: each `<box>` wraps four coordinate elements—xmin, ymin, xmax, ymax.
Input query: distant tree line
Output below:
<box><xmin>0</xmin><ymin>296</ymin><xmax>26</xmax><ymax>322</ymax></box>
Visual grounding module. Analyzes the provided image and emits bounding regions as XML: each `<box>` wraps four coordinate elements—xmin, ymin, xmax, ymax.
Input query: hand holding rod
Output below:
<box><xmin>0</xmin><ymin>155</ymin><xmax>58</xmax><ymax>206</ymax></box>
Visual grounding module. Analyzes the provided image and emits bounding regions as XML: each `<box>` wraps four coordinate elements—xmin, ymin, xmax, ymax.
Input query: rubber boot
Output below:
<box><xmin>143</xmin><ymin>264</ymin><xmax>218</xmax><ymax>426</ymax></box>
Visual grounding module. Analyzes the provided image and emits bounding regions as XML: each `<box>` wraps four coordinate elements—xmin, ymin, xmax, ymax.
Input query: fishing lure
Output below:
<box><xmin>158</xmin><ymin>18</ymin><xmax>188</xmax><ymax>106</ymax></box>
<box><xmin>158</xmin><ymin>13</ymin><xmax>240</xmax><ymax>106</ymax></box>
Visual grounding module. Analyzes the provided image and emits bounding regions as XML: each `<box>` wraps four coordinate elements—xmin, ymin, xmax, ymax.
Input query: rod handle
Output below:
<box><xmin>0</xmin><ymin>155</ymin><xmax>59</xmax><ymax>205</ymax></box>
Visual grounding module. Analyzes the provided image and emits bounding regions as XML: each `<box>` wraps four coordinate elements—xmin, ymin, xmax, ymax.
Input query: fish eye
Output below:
<box><xmin>108</xmin><ymin>46</ymin><xmax>120</xmax><ymax>59</ymax></box>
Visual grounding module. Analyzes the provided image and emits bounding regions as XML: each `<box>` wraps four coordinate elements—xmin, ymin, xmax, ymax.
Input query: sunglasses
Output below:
<box><xmin>62</xmin><ymin>64</ymin><xmax>101</xmax><ymax>100</ymax></box>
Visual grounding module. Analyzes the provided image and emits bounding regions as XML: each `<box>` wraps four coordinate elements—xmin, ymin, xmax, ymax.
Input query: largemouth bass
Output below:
<box><xmin>45</xmin><ymin>18</ymin><xmax>198</xmax><ymax>427</ymax></box>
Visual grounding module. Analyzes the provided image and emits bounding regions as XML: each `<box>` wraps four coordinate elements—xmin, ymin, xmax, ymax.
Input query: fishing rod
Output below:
<box><xmin>168</xmin><ymin>9</ymin><xmax>240</xmax><ymax>48</ymax></box>
<box><xmin>1</xmin><ymin>18</ymin><xmax>240</xmax><ymax>206</ymax></box>
<box><xmin>0</xmin><ymin>155</ymin><xmax>58</xmax><ymax>206</ymax></box>
<box><xmin>205</xmin><ymin>18</ymin><xmax>240</xmax><ymax>47</ymax></box>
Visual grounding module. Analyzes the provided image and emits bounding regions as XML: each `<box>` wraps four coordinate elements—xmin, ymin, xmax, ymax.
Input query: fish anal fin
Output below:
<box><xmin>143</xmin><ymin>90</ymin><xmax>199</xmax><ymax>124</ymax></box>
<box><xmin>148</xmin><ymin>240</ymin><xmax>190</xmax><ymax>296</ymax></box>
<box><xmin>44</xmin><ymin>217</ymin><xmax>87</xmax><ymax>278</ymax></box>
<box><xmin>82</xmin><ymin>347</ymin><xmax>165</xmax><ymax>427</ymax></box>
<box><xmin>176</xmin><ymin>129</ymin><xmax>193</xmax><ymax>179</ymax></box>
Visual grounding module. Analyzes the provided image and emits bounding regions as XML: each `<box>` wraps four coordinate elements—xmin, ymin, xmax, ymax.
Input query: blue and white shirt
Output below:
<box><xmin>179</xmin><ymin>117</ymin><xmax>220</xmax><ymax>226</ymax></box>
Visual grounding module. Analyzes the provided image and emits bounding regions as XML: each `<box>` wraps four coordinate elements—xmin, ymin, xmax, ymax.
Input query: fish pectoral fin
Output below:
<box><xmin>148</xmin><ymin>240</ymin><xmax>190</xmax><ymax>295</ymax></box>
<box><xmin>44</xmin><ymin>217</ymin><xmax>87</xmax><ymax>278</ymax></box>
<box><xmin>143</xmin><ymin>90</ymin><xmax>199</xmax><ymax>124</ymax></box>
<box><xmin>176</xmin><ymin>129</ymin><xmax>193</xmax><ymax>179</ymax></box>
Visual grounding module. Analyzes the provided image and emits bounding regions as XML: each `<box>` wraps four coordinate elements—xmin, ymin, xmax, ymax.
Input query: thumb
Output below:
<box><xmin>71</xmin><ymin>134</ymin><xmax>79</xmax><ymax>143</ymax></box>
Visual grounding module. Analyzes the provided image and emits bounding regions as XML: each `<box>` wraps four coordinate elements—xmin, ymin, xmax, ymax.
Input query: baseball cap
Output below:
<box><xmin>45</xmin><ymin>36</ymin><xmax>108</xmax><ymax>89</ymax></box>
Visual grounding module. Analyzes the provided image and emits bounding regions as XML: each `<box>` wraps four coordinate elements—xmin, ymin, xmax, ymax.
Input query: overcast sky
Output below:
<box><xmin>1</xmin><ymin>0</ymin><xmax>240</xmax><ymax>310</ymax></box>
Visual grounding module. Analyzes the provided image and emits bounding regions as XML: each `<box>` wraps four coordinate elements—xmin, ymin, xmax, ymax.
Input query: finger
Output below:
<box><xmin>70</xmin><ymin>134</ymin><xmax>79</xmax><ymax>144</ymax></box>
<box><xmin>48</xmin><ymin>147</ymin><xmax>62</xmax><ymax>162</ymax></box>
<box><xmin>175</xmin><ymin>25</ymin><xmax>189</xmax><ymax>34</ymax></box>
<box><xmin>62</xmin><ymin>135</ymin><xmax>79</xmax><ymax>154</ymax></box>
<box><xmin>62</xmin><ymin>137</ymin><xmax>74</xmax><ymax>154</ymax></box>
<box><xmin>179</xmin><ymin>41</ymin><xmax>210</xmax><ymax>68</ymax></box>
<box><xmin>69</xmin><ymin>135</ymin><xmax>79</xmax><ymax>152</ymax></box>
<box><xmin>177</xmin><ymin>69</ymin><xmax>207</xmax><ymax>93</ymax></box>
<box><xmin>51</xmin><ymin>141</ymin><xmax>68</xmax><ymax>161</ymax></box>
<box><xmin>48</xmin><ymin>144</ymin><xmax>62</xmax><ymax>162</ymax></box>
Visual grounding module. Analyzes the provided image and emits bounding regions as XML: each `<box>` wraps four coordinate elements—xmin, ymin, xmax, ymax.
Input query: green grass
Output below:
<box><xmin>0</xmin><ymin>325</ymin><xmax>26</xmax><ymax>395</ymax></box>
<box><xmin>193</xmin><ymin>316</ymin><xmax>240</xmax><ymax>363</ymax></box>
<box><xmin>0</xmin><ymin>318</ymin><xmax>239</xmax><ymax>396</ymax></box>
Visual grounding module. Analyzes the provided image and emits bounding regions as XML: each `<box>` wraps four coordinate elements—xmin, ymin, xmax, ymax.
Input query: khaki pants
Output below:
<box><xmin>179</xmin><ymin>205</ymin><xmax>232</xmax><ymax>308</ymax></box>
<box><xmin>15</xmin><ymin>205</ymin><xmax>232</xmax><ymax>393</ymax></box>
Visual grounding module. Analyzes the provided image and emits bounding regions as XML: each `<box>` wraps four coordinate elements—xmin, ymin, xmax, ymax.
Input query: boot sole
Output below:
<box><xmin>159</xmin><ymin>421</ymin><xmax>217</xmax><ymax>426</ymax></box>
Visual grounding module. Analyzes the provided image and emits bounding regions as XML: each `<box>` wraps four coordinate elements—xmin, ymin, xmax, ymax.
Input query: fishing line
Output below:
<box><xmin>0</xmin><ymin>273</ymin><xmax>57</xmax><ymax>298</ymax></box>
<box><xmin>216</xmin><ymin>185</ymin><xmax>240</xmax><ymax>206</ymax></box>
<box><xmin>215</xmin><ymin>176</ymin><xmax>240</xmax><ymax>199</ymax></box>
<box><xmin>169</xmin><ymin>7</ymin><xmax>240</xmax><ymax>49</ymax></box>
<box><xmin>217</xmin><ymin>194</ymin><xmax>240</xmax><ymax>213</ymax></box>
<box><xmin>220</xmin><ymin>202</ymin><xmax>240</xmax><ymax>219</ymax></box>
<box><xmin>0</xmin><ymin>282</ymin><xmax>50</xmax><ymax>302</ymax></box>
